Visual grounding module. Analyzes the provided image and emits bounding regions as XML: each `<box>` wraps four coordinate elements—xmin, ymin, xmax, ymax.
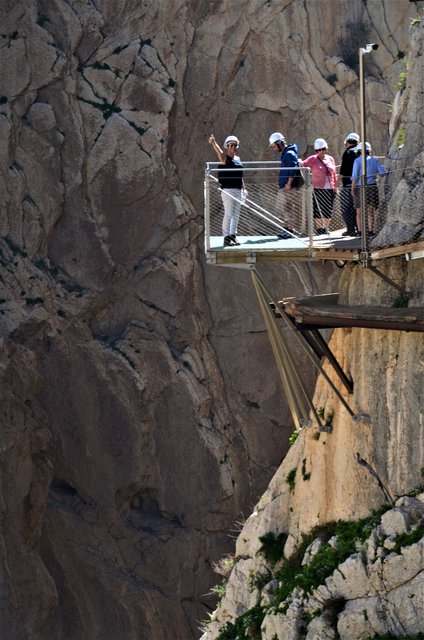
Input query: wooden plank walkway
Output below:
<box><xmin>278</xmin><ymin>293</ymin><xmax>424</xmax><ymax>332</ymax></box>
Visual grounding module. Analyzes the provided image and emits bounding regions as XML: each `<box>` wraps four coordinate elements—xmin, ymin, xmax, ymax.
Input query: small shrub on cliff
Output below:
<box><xmin>301</xmin><ymin>458</ymin><xmax>311</xmax><ymax>481</ymax></box>
<box><xmin>405</xmin><ymin>467</ymin><xmax>424</xmax><ymax>497</ymax></box>
<box><xmin>271</xmin><ymin>507</ymin><xmax>390</xmax><ymax>607</ymax></box>
<box><xmin>257</xmin><ymin>531</ymin><xmax>287</xmax><ymax>565</ymax></box>
<box><xmin>212</xmin><ymin>554</ymin><xmax>236</xmax><ymax>578</ymax></box>
<box><xmin>210</xmin><ymin>583</ymin><xmax>226</xmax><ymax>605</ymax></box>
<box><xmin>289</xmin><ymin>429</ymin><xmax>299</xmax><ymax>445</ymax></box>
<box><xmin>249</xmin><ymin>569</ymin><xmax>272</xmax><ymax>591</ymax></box>
<box><xmin>286</xmin><ymin>468</ymin><xmax>297</xmax><ymax>493</ymax></box>
<box><xmin>393</xmin><ymin>525</ymin><xmax>424</xmax><ymax>555</ymax></box>
<box><xmin>217</xmin><ymin>604</ymin><xmax>265</xmax><ymax>640</ymax></box>
<box><xmin>218</xmin><ymin>507</ymin><xmax>393</xmax><ymax>637</ymax></box>
<box><xmin>395</xmin><ymin>56</ymin><xmax>408</xmax><ymax>91</ymax></box>
<box><xmin>393</xmin><ymin>293</ymin><xmax>409</xmax><ymax>308</ymax></box>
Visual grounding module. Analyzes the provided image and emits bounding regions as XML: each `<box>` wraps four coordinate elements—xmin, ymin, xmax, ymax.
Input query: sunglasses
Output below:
<box><xmin>227</xmin><ymin>143</ymin><xmax>237</xmax><ymax>148</ymax></box>
<box><xmin>316</xmin><ymin>148</ymin><xmax>326</xmax><ymax>152</ymax></box>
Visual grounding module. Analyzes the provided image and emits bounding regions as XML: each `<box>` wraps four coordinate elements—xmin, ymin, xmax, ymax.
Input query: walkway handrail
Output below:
<box><xmin>205</xmin><ymin>161</ymin><xmax>310</xmax><ymax>173</ymax></box>
<box><xmin>204</xmin><ymin>157</ymin><xmax>422</xmax><ymax>260</ymax></box>
<box><xmin>204</xmin><ymin>162</ymin><xmax>314</xmax><ymax>252</ymax></box>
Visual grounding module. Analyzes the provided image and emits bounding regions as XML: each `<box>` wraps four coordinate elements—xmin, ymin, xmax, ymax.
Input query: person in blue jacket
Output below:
<box><xmin>351</xmin><ymin>141</ymin><xmax>385</xmax><ymax>236</ymax></box>
<box><xmin>269</xmin><ymin>132</ymin><xmax>301</xmax><ymax>238</ymax></box>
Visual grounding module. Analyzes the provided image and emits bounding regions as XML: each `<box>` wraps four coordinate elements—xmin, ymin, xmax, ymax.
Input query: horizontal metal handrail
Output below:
<box><xmin>206</xmin><ymin>163</ymin><xmax>310</xmax><ymax>174</ymax></box>
<box><xmin>206</xmin><ymin>159</ymin><xmax>385</xmax><ymax>172</ymax></box>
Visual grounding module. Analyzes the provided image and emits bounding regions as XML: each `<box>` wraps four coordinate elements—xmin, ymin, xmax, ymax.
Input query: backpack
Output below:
<box><xmin>291</xmin><ymin>170</ymin><xmax>304</xmax><ymax>189</ymax></box>
<box><xmin>283</xmin><ymin>144</ymin><xmax>304</xmax><ymax>189</ymax></box>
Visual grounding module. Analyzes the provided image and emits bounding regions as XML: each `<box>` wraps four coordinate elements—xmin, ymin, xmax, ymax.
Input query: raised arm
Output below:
<box><xmin>209</xmin><ymin>134</ymin><xmax>226</xmax><ymax>164</ymax></box>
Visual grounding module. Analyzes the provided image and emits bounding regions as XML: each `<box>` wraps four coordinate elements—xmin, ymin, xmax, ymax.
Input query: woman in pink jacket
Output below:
<box><xmin>302</xmin><ymin>138</ymin><xmax>337</xmax><ymax>235</ymax></box>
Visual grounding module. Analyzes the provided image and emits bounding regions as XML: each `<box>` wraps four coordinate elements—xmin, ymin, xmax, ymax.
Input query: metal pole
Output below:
<box><xmin>359</xmin><ymin>48</ymin><xmax>368</xmax><ymax>258</ymax></box>
<box><xmin>358</xmin><ymin>43</ymin><xmax>378</xmax><ymax>261</ymax></box>
<box><xmin>251</xmin><ymin>270</ymin><xmax>320</xmax><ymax>429</ymax></box>
<box><xmin>305</xmin><ymin>170</ymin><xmax>314</xmax><ymax>249</ymax></box>
<box><xmin>252</xmin><ymin>270</ymin><xmax>367</xmax><ymax>421</ymax></box>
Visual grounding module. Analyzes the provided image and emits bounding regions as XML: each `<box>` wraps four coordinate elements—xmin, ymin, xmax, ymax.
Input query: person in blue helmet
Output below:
<box><xmin>269</xmin><ymin>132</ymin><xmax>301</xmax><ymax>238</ymax></box>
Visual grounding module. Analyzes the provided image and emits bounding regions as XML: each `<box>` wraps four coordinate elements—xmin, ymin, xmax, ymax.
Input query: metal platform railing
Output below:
<box><xmin>204</xmin><ymin>162</ymin><xmax>314</xmax><ymax>251</ymax></box>
<box><xmin>204</xmin><ymin>160</ymin><xmax>423</xmax><ymax>260</ymax></box>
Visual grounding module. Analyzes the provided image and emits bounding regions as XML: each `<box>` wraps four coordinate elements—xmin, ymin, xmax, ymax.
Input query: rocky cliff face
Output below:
<box><xmin>201</xmin><ymin>14</ymin><xmax>424</xmax><ymax>640</ymax></box>
<box><xmin>0</xmin><ymin>1</ymin><xmax>422</xmax><ymax>639</ymax></box>
<box><xmin>201</xmin><ymin>495</ymin><xmax>424</xmax><ymax>640</ymax></box>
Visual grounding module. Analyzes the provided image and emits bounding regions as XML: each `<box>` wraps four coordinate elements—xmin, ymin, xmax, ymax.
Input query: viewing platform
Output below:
<box><xmin>204</xmin><ymin>161</ymin><xmax>424</xmax><ymax>428</ymax></box>
<box><xmin>204</xmin><ymin>161</ymin><xmax>424</xmax><ymax>266</ymax></box>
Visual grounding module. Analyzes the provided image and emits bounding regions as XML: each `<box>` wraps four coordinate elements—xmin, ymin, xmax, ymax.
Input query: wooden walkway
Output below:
<box><xmin>278</xmin><ymin>293</ymin><xmax>424</xmax><ymax>333</ymax></box>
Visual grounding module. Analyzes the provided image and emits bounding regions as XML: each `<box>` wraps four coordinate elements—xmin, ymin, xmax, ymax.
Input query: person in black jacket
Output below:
<box><xmin>337</xmin><ymin>132</ymin><xmax>359</xmax><ymax>236</ymax></box>
<box><xmin>209</xmin><ymin>133</ymin><xmax>244</xmax><ymax>246</ymax></box>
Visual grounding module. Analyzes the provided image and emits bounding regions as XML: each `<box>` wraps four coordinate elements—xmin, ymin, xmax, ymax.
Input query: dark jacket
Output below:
<box><xmin>339</xmin><ymin>146</ymin><xmax>357</xmax><ymax>187</ymax></box>
<box><xmin>278</xmin><ymin>143</ymin><xmax>299</xmax><ymax>188</ymax></box>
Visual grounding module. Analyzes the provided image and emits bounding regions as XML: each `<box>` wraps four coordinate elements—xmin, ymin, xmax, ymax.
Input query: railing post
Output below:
<box><xmin>304</xmin><ymin>169</ymin><xmax>314</xmax><ymax>249</ymax></box>
<box><xmin>359</xmin><ymin>43</ymin><xmax>378</xmax><ymax>263</ymax></box>
<box><xmin>204</xmin><ymin>171</ymin><xmax>211</xmax><ymax>252</ymax></box>
<box><xmin>359</xmin><ymin>49</ymin><xmax>369</xmax><ymax>262</ymax></box>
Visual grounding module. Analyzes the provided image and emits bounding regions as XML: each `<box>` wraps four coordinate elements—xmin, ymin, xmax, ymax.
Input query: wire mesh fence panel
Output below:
<box><xmin>367</xmin><ymin>156</ymin><xmax>393</xmax><ymax>236</ymax></box>
<box><xmin>244</xmin><ymin>169</ymin><xmax>312</xmax><ymax>238</ymax></box>
<box><xmin>204</xmin><ymin>158</ymin><xmax>423</xmax><ymax>254</ymax></box>
<box><xmin>205</xmin><ymin>164</ymin><xmax>313</xmax><ymax>249</ymax></box>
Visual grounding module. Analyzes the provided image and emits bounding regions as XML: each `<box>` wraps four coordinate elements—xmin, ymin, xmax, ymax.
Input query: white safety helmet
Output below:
<box><xmin>353</xmin><ymin>141</ymin><xmax>371</xmax><ymax>153</ymax></box>
<box><xmin>314</xmin><ymin>138</ymin><xmax>328</xmax><ymax>150</ymax></box>
<box><xmin>345</xmin><ymin>132</ymin><xmax>360</xmax><ymax>144</ymax></box>
<box><xmin>269</xmin><ymin>132</ymin><xmax>286</xmax><ymax>146</ymax></box>
<box><xmin>224</xmin><ymin>135</ymin><xmax>239</xmax><ymax>148</ymax></box>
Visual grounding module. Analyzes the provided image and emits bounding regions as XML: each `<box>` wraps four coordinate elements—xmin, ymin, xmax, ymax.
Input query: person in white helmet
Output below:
<box><xmin>209</xmin><ymin>133</ymin><xmax>244</xmax><ymax>246</ymax></box>
<box><xmin>301</xmin><ymin>138</ymin><xmax>337</xmax><ymax>235</ymax></box>
<box><xmin>337</xmin><ymin>133</ymin><xmax>360</xmax><ymax>236</ymax></box>
<box><xmin>268</xmin><ymin>132</ymin><xmax>301</xmax><ymax>238</ymax></box>
<box><xmin>351</xmin><ymin>141</ymin><xmax>384</xmax><ymax>237</ymax></box>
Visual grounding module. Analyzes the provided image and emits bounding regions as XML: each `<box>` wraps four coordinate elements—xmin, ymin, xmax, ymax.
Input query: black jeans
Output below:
<box><xmin>340</xmin><ymin>186</ymin><xmax>357</xmax><ymax>234</ymax></box>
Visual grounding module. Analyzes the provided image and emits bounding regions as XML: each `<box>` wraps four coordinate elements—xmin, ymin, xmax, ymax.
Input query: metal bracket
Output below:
<box><xmin>352</xmin><ymin>413</ymin><xmax>372</xmax><ymax>424</ymax></box>
<box><xmin>367</xmin><ymin>264</ymin><xmax>409</xmax><ymax>297</ymax></box>
<box><xmin>252</xmin><ymin>270</ymin><xmax>363</xmax><ymax>423</ymax></box>
<box><xmin>359</xmin><ymin>250</ymin><xmax>370</xmax><ymax>268</ymax></box>
<box><xmin>300</xmin><ymin>327</ymin><xmax>354</xmax><ymax>394</ymax></box>
<box><xmin>246</xmin><ymin>253</ymin><xmax>257</xmax><ymax>264</ymax></box>
<box><xmin>405</xmin><ymin>250</ymin><xmax>424</xmax><ymax>261</ymax></box>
